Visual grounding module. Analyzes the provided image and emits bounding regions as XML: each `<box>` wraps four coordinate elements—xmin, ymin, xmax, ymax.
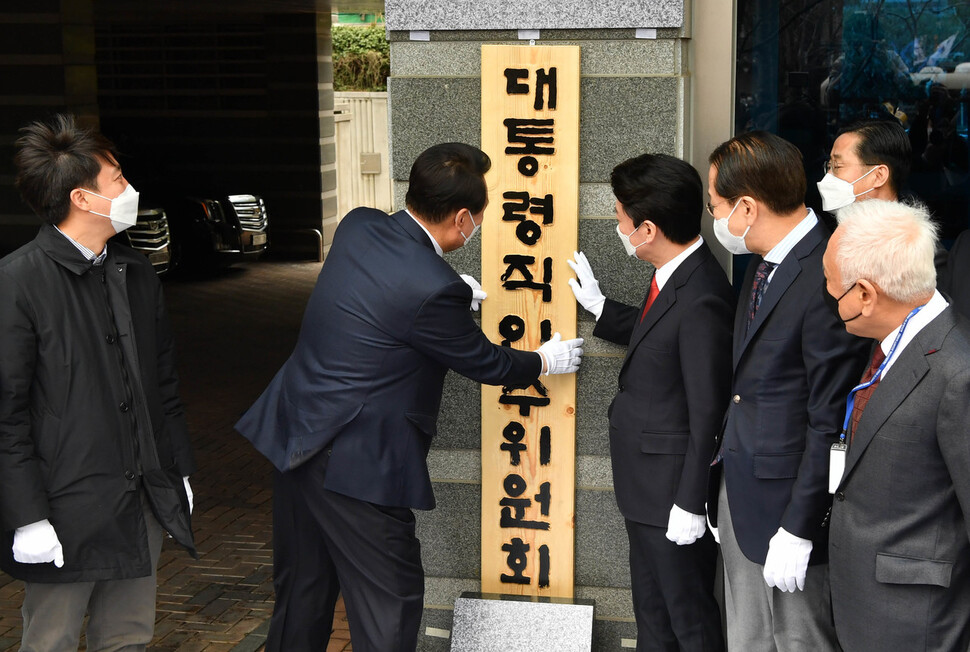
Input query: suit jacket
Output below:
<box><xmin>713</xmin><ymin>221</ymin><xmax>868</xmax><ymax>564</ymax></box>
<box><xmin>595</xmin><ymin>243</ymin><xmax>734</xmax><ymax>526</ymax></box>
<box><xmin>829</xmin><ymin>307</ymin><xmax>970</xmax><ymax>652</ymax></box>
<box><xmin>235</xmin><ymin>208</ymin><xmax>541</xmax><ymax>510</ymax></box>
<box><xmin>940</xmin><ymin>228</ymin><xmax>970</xmax><ymax>321</ymax></box>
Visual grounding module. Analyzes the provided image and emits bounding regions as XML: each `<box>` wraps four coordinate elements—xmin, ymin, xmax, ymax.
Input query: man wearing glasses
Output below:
<box><xmin>817</xmin><ymin>119</ymin><xmax>910</xmax><ymax>212</ymax></box>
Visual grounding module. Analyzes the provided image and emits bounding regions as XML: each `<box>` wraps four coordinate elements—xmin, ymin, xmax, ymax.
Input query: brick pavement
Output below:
<box><xmin>0</xmin><ymin>260</ymin><xmax>353</xmax><ymax>651</ymax></box>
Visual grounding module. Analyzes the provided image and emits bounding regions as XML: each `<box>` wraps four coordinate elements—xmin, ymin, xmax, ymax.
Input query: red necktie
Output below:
<box><xmin>849</xmin><ymin>346</ymin><xmax>887</xmax><ymax>443</ymax></box>
<box><xmin>640</xmin><ymin>276</ymin><xmax>660</xmax><ymax>323</ymax></box>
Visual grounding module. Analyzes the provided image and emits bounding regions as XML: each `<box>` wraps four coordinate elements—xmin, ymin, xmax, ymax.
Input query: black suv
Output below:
<box><xmin>166</xmin><ymin>194</ymin><xmax>270</xmax><ymax>270</ymax></box>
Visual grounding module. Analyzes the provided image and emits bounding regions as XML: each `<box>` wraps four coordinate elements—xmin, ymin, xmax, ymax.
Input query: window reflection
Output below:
<box><xmin>736</xmin><ymin>0</ymin><xmax>970</xmax><ymax>242</ymax></box>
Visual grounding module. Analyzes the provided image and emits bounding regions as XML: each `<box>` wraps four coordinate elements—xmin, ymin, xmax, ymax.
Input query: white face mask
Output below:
<box><xmin>816</xmin><ymin>166</ymin><xmax>877</xmax><ymax>212</ymax></box>
<box><xmin>80</xmin><ymin>184</ymin><xmax>140</xmax><ymax>234</ymax></box>
<box><xmin>458</xmin><ymin>210</ymin><xmax>480</xmax><ymax>245</ymax></box>
<box><xmin>616</xmin><ymin>223</ymin><xmax>646</xmax><ymax>257</ymax></box>
<box><xmin>712</xmin><ymin>199</ymin><xmax>751</xmax><ymax>255</ymax></box>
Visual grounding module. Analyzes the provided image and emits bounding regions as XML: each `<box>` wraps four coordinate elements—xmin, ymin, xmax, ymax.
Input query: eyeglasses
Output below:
<box><xmin>822</xmin><ymin>160</ymin><xmax>877</xmax><ymax>175</ymax></box>
<box><xmin>706</xmin><ymin>199</ymin><xmax>734</xmax><ymax>217</ymax></box>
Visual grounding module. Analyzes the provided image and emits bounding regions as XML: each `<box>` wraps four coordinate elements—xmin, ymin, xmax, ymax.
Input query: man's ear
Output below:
<box><xmin>870</xmin><ymin>164</ymin><xmax>891</xmax><ymax>190</ymax></box>
<box><xmin>639</xmin><ymin>220</ymin><xmax>659</xmax><ymax>245</ymax></box>
<box><xmin>857</xmin><ymin>278</ymin><xmax>879</xmax><ymax>316</ymax></box>
<box><xmin>739</xmin><ymin>195</ymin><xmax>759</xmax><ymax>227</ymax></box>
<box><xmin>69</xmin><ymin>188</ymin><xmax>90</xmax><ymax>211</ymax></box>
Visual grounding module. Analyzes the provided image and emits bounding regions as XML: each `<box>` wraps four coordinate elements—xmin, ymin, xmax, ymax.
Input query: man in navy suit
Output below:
<box><xmin>568</xmin><ymin>153</ymin><xmax>731</xmax><ymax>651</ymax></box>
<box><xmin>707</xmin><ymin>132</ymin><xmax>868</xmax><ymax>650</ymax></box>
<box><xmin>236</xmin><ymin>143</ymin><xmax>584</xmax><ymax>651</ymax></box>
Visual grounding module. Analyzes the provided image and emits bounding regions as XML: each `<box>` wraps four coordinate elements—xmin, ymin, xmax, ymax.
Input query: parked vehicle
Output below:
<box><xmin>166</xmin><ymin>194</ymin><xmax>270</xmax><ymax>270</ymax></box>
<box><xmin>118</xmin><ymin>204</ymin><xmax>172</xmax><ymax>274</ymax></box>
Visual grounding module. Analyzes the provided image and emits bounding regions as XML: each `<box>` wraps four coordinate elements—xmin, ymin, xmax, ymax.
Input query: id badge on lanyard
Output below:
<box><xmin>828</xmin><ymin>305</ymin><xmax>922</xmax><ymax>494</ymax></box>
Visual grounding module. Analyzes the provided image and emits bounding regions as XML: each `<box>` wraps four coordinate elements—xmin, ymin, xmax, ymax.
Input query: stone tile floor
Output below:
<box><xmin>0</xmin><ymin>260</ymin><xmax>352</xmax><ymax>651</ymax></box>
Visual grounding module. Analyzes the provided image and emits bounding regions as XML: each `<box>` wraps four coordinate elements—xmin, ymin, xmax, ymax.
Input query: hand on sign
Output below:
<box><xmin>665</xmin><ymin>504</ymin><xmax>707</xmax><ymax>545</ymax></box>
<box><xmin>763</xmin><ymin>527</ymin><xmax>812</xmax><ymax>592</ymax></box>
<box><xmin>12</xmin><ymin>518</ymin><xmax>64</xmax><ymax>567</ymax></box>
<box><xmin>566</xmin><ymin>251</ymin><xmax>606</xmax><ymax>321</ymax></box>
<box><xmin>535</xmin><ymin>332</ymin><xmax>584</xmax><ymax>375</ymax></box>
<box><xmin>459</xmin><ymin>274</ymin><xmax>487</xmax><ymax>311</ymax></box>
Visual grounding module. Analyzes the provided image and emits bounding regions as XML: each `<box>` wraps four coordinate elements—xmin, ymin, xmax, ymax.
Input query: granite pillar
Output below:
<box><xmin>385</xmin><ymin>2</ymin><xmax>692</xmax><ymax>649</ymax></box>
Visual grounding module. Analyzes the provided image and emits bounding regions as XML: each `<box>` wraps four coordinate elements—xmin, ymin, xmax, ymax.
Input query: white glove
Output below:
<box><xmin>566</xmin><ymin>251</ymin><xmax>606</xmax><ymax>320</ymax></box>
<box><xmin>13</xmin><ymin>518</ymin><xmax>64</xmax><ymax>568</ymax></box>
<box><xmin>535</xmin><ymin>332</ymin><xmax>584</xmax><ymax>375</ymax></box>
<box><xmin>707</xmin><ymin>511</ymin><xmax>720</xmax><ymax>545</ymax></box>
<box><xmin>459</xmin><ymin>274</ymin><xmax>487</xmax><ymax>311</ymax></box>
<box><xmin>183</xmin><ymin>476</ymin><xmax>194</xmax><ymax>514</ymax></box>
<box><xmin>763</xmin><ymin>527</ymin><xmax>812</xmax><ymax>592</ymax></box>
<box><xmin>665</xmin><ymin>504</ymin><xmax>707</xmax><ymax>545</ymax></box>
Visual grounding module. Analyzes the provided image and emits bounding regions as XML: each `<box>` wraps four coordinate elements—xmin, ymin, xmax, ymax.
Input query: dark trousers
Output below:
<box><xmin>625</xmin><ymin>519</ymin><xmax>724</xmax><ymax>652</ymax></box>
<box><xmin>265</xmin><ymin>452</ymin><xmax>424</xmax><ymax>652</ymax></box>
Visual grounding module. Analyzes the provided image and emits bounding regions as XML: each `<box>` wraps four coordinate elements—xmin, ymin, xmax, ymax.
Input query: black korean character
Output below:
<box><xmin>504</xmin><ymin>68</ymin><xmax>529</xmax><ymax>95</ymax></box>
<box><xmin>501</xmin><ymin>421</ymin><xmax>526</xmax><ymax>466</ymax></box>
<box><xmin>504</xmin><ymin>119</ymin><xmax>554</xmax><ymax>155</ymax></box>
<box><xmin>501</xmin><ymin>255</ymin><xmax>552</xmax><ymax>302</ymax></box>
<box><xmin>500</xmin><ymin>379</ymin><xmax>550</xmax><ymax>417</ymax></box>
<box><xmin>500</xmin><ymin>537</ymin><xmax>531</xmax><ymax>585</ymax></box>
<box><xmin>499</xmin><ymin>473</ymin><xmax>550</xmax><ymax>531</ymax></box>
<box><xmin>538</xmin><ymin>544</ymin><xmax>550</xmax><ymax>588</ymax></box>
<box><xmin>534</xmin><ymin>481</ymin><xmax>551</xmax><ymax>517</ymax></box>
<box><xmin>540</xmin><ymin>426</ymin><xmax>551</xmax><ymax>465</ymax></box>
<box><xmin>502</xmin><ymin>192</ymin><xmax>554</xmax><ymax>246</ymax></box>
<box><xmin>534</xmin><ymin>67</ymin><xmax>557</xmax><ymax>110</ymax></box>
<box><xmin>504</xmin><ymin>118</ymin><xmax>554</xmax><ymax>177</ymax></box>
<box><xmin>499</xmin><ymin>314</ymin><xmax>525</xmax><ymax>347</ymax></box>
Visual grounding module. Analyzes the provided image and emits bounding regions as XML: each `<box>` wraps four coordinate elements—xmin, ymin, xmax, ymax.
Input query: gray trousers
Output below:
<box><xmin>20</xmin><ymin>493</ymin><xmax>164</xmax><ymax>652</ymax></box>
<box><xmin>718</xmin><ymin>480</ymin><xmax>838</xmax><ymax>652</ymax></box>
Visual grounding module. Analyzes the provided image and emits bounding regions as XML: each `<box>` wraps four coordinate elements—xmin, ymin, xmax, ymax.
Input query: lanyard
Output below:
<box><xmin>839</xmin><ymin>305</ymin><xmax>923</xmax><ymax>444</ymax></box>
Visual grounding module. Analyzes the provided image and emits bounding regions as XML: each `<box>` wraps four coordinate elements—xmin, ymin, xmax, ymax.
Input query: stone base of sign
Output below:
<box><xmin>450</xmin><ymin>592</ymin><xmax>595</xmax><ymax>651</ymax></box>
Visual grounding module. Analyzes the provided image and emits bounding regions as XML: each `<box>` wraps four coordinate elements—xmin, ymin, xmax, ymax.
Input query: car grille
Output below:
<box><xmin>129</xmin><ymin>208</ymin><xmax>170</xmax><ymax>251</ymax></box>
<box><xmin>227</xmin><ymin>194</ymin><xmax>268</xmax><ymax>231</ymax></box>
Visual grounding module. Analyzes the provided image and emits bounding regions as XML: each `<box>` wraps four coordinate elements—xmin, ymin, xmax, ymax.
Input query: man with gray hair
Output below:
<box><xmin>823</xmin><ymin>199</ymin><xmax>970</xmax><ymax>651</ymax></box>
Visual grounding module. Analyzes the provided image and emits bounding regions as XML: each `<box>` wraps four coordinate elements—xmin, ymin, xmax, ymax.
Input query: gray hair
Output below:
<box><xmin>834</xmin><ymin>199</ymin><xmax>938</xmax><ymax>303</ymax></box>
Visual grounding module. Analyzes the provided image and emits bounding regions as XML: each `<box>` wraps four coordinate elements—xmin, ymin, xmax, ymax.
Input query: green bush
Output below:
<box><xmin>332</xmin><ymin>25</ymin><xmax>390</xmax><ymax>91</ymax></box>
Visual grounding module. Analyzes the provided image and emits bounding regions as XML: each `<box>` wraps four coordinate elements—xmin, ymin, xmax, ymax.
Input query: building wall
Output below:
<box><xmin>0</xmin><ymin>0</ymin><xmax>99</xmax><ymax>252</ymax></box>
<box><xmin>385</xmin><ymin>3</ymin><xmax>694</xmax><ymax>649</ymax></box>
<box><xmin>0</xmin><ymin>1</ymin><xmax>337</xmax><ymax>259</ymax></box>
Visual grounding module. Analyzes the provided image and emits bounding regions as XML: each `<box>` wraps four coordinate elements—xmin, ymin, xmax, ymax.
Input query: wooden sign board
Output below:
<box><xmin>480</xmin><ymin>44</ymin><xmax>580</xmax><ymax>598</ymax></box>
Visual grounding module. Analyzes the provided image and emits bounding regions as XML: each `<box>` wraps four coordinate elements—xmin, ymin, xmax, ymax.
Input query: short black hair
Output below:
<box><xmin>405</xmin><ymin>143</ymin><xmax>490</xmax><ymax>223</ymax></box>
<box><xmin>709</xmin><ymin>131</ymin><xmax>806</xmax><ymax>215</ymax></box>
<box><xmin>837</xmin><ymin>120</ymin><xmax>911</xmax><ymax>196</ymax></box>
<box><xmin>14</xmin><ymin>114</ymin><xmax>118</xmax><ymax>225</ymax></box>
<box><xmin>610</xmin><ymin>153</ymin><xmax>702</xmax><ymax>245</ymax></box>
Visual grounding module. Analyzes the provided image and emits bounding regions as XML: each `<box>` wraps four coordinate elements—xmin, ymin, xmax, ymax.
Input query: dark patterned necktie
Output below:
<box><xmin>745</xmin><ymin>260</ymin><xmax>776</xmax><ymax>335</ymax></box>
<box><xmin>849</xmin><ymin>346</ymin><xmax>887</xmax><ymax>443</ymax></box>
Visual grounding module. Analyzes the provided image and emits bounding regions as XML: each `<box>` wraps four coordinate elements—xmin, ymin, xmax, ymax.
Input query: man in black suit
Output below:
<box><xmin>824</xmin><ymin>199</ymin><xmax>970</xmax><ymax>651</ymax></box>
<box><xmin>707</xmin><ymin>132</ymin><xmax>868</xmax><ymax>650</ymax></box>
<box><xmin>568</xmin><ymin>153</ymin><xmax>731</xmax><ymax>651</ymax></box>
<box><xmin>235</xmin><ymin>143</ymin><xmax>584</xmax><ymax>651</ymax></box>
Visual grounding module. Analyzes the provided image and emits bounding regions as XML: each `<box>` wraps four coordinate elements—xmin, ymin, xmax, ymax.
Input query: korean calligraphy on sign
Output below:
<box><xmin>480</xmin><ymin>45</ymin><xmax>580</xmax><ymax>598</ymax></box>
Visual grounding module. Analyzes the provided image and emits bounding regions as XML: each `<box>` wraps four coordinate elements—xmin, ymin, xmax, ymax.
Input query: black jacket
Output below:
<box><xmin>236</xmin><ymin>208</ymin><xmax>542</xmax><ymax>510</ymax></box>
<box><xmin>595</xmin><ymin>243</ymin><xmax>734</xmax><ymax>526</ymax></box>
<box><xmin>0</xmin><ymin>225</ymin><xmax>196</xmax><ymax>582</ymax></box>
